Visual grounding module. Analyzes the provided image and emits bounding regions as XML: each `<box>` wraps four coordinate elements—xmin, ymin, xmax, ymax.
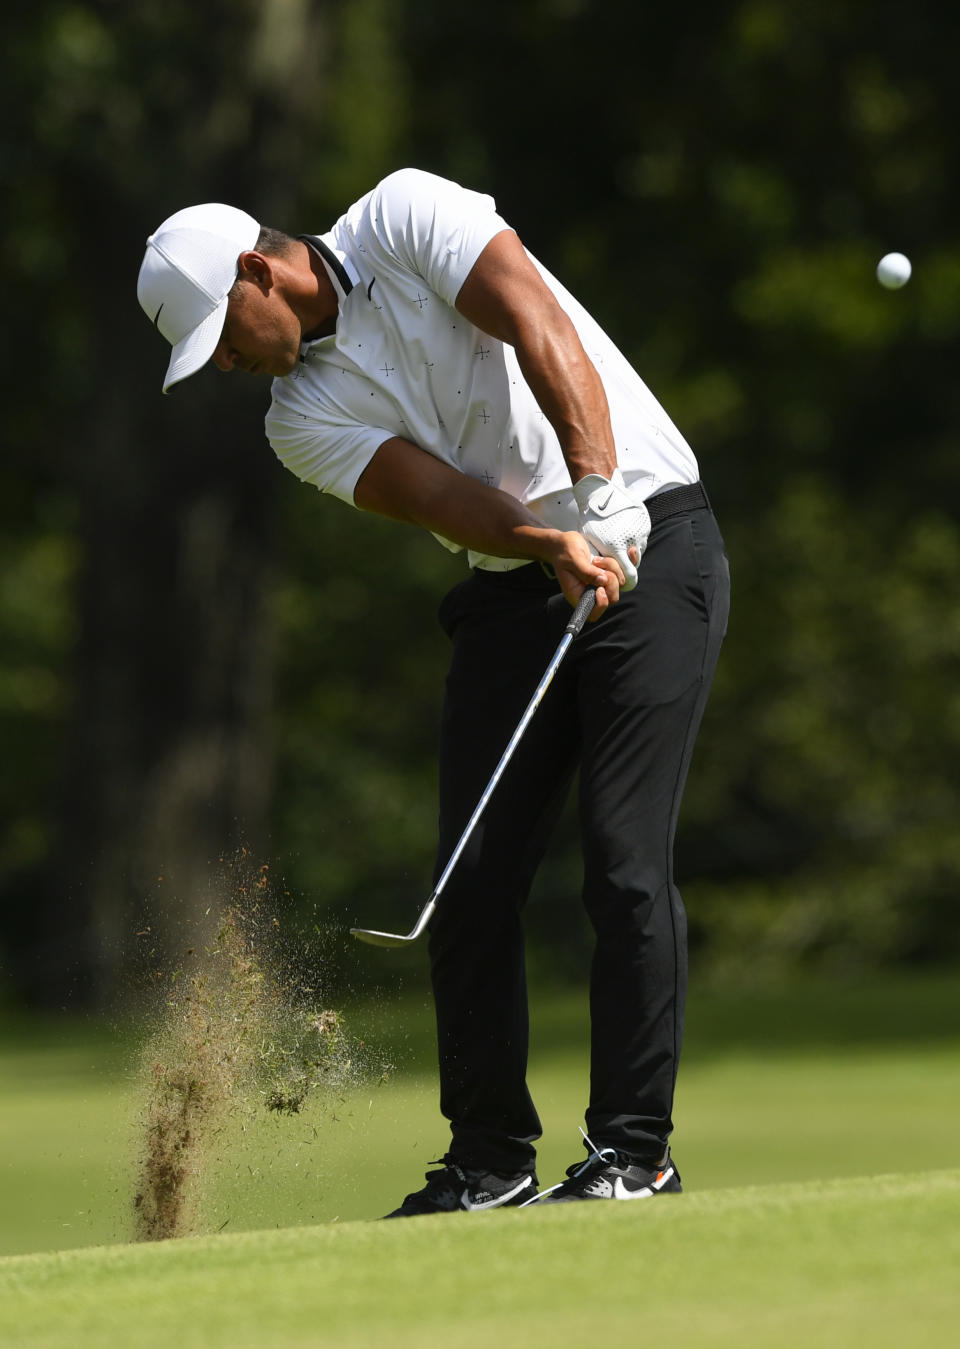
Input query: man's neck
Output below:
<box><xmin>297</xmin><ymin>239</ymin><xmax>339</xmax><ymax>341</ymax></box>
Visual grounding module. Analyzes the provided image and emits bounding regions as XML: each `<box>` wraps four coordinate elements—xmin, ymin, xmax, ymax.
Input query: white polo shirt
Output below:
<box><xmin>265</xmin><ymin>168</ymin><xmax>698</xmax><ymax>570</ymax></box>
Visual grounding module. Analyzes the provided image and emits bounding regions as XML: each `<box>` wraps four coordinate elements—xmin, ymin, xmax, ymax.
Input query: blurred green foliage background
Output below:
<box><xmin>3</xmin><ymin>0</ymin><xmax>960</xmax><ymax>1009</ymax></box>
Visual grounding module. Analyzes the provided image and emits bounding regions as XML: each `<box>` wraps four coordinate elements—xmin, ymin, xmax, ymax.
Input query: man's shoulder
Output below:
<box><xmin>373</xmin><ymin>166</ymin><xmax>440</xmax><ymax>195</ymax></box>
<box><xmin>341</xmin><ymin>167</ymin><xmax>495</xmax><ymax>232</ymax></box>
<box><xmin>371</xmin><ymin>166</ymin><xmax>465</xmax><ymax>201</ymax></box>
<box><xmin>338</xmin><ymin>168</ymin><xmax>439</xmax><ymax>223</ymax></box>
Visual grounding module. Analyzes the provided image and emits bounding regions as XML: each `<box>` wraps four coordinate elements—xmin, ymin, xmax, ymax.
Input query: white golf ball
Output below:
<box><xmin>876</xmin><ymin>252</ymin><xmax>911</xmax><ymax>289</ymax></box>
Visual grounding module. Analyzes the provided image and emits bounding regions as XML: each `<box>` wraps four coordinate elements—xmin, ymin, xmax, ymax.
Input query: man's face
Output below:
<box><xmin>211</xmin><ymin>273</ymin><xmax>302</xmax><ymax>379</ymax></box>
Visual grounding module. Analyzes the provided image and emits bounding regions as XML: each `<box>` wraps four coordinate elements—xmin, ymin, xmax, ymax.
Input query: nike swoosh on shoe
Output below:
<box><xmin>611</xmin><ymin>1165</ymin><xmax>675</xmax><ymax>1199</ymax></box>
<box><xmin>461</xmin><ymin>1175</ymin><xmax>535</xmax><ymax>1210</ymax></box>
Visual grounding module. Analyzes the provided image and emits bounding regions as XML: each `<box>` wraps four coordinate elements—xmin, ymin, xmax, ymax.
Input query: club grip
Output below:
<box><xmin>565</xmin><ymin>587</ymin><xmax>597</xmax><ymax>636</ymax></box>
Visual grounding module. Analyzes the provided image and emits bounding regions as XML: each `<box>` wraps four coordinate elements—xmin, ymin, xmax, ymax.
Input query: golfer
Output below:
<box><xmin>138</xmin><ymin>168</ymin><xmax>729</xmax><ymax>1213</ymax></box>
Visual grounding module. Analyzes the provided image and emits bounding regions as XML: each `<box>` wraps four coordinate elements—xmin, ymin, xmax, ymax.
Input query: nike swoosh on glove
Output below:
<box><xmin>572</xmin><ymin>468</ymin><xmax>651</xmax><ymax>591</ymax></box>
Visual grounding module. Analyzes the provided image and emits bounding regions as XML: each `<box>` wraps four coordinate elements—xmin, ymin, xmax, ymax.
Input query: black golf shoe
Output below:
<box><xmin>384</xmin><ymin>1158</ymin><xmax>538</xmax><ymax>1218</ymax></box>
<box><xmin>532</xmin><ymin>1143</ymin><xmax>681</xmax><ymax>1203</ymax></box>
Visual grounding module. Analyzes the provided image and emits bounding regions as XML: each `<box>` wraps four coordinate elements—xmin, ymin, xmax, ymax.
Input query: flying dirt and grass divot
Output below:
<box><xmin>132</xmin><ymin>854</ymin><xmax>389</xmax><ymax>1242</ymax></box>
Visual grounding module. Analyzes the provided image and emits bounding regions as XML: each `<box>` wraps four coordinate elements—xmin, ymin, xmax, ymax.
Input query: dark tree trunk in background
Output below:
<box><xmin>43</xmin><ymin>371</ymin><xmax>279</xmax><ymax>1006</ymax></box>
<box><xmin>2</xmin><ymin>0</ymin><xmax>340</xmax><ymax>1007</ymax></box>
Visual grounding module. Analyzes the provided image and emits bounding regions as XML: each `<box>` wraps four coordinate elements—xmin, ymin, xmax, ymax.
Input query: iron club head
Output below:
<box><xmin>350</xmin><ymin>898</ymin><xmax>437</xmax><ymax>947</ymax></box>
<box><xmin>349</xmin><ymin>926</ymin><xmax>419</xmax><ymax>948</ymax></box>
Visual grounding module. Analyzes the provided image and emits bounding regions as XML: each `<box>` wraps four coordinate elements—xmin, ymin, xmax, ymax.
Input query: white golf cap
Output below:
<box><xmin>137</xmin><ymin>203</ymin><xmax>261</xmax><ymax>393</ymax></box>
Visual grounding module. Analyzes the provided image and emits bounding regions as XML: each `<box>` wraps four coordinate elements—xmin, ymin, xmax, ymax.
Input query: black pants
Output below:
<box><xmin>428</xmin><ymin>495</ymin><xmax>730</xmax><ymax>1174</ymax></box>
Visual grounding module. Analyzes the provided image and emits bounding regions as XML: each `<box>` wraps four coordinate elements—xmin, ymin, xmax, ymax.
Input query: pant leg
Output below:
<box><xmin>577</xmin><ymin>507</ymin><xmax>729</xmax><ymax>1163</ymax></box>
<box><xmin>428</xmin><ymin>567</ymin><xmax>579</xmax><ymax>1175</ymax></box>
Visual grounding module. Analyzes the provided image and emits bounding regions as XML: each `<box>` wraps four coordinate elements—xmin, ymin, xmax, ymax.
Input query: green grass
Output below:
<box><xmin>2</xmin><ymin>1170</ymin><xmax>959</xmax><ymax>1348</ymax></box>
<box><xmin>1</xmin><ymin>974</ymin><xmax>959</xmax><ymax>1259</ymax></box>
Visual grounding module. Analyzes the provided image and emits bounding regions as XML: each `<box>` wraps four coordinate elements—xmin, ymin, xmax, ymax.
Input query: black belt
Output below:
<box><xmin>645</xmin><ymin>480</ymin><xmax>708</xmax><ymax>525</ymax></box>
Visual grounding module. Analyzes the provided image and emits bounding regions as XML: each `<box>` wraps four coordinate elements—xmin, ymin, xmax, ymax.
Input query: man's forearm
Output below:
<box><xmin>418</xmin><ymin>477</ymin><xmax>566</xmax><ymax>565</ymax></box>
<box><xmin>354</xmin><ymin>435</ymin><xmax>626</xmax><ymax>615</ymax></box>
<box><xmin>511</xmin><ymin>308</ymin><xmax>618</xmax><ymax>486</ymax></box>
<box><xmin>355</xmin><ymin>435</ymin><xmax>564</xmax><ymax>563</ymax></box>
<box><xmin>454</xmin><ymin>228</ymin><xmax>619</xmax><ymax>486</ymax></box>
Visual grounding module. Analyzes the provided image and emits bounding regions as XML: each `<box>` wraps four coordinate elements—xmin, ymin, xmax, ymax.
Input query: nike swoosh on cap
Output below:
<box><xmin>153</xmin><ymin>303</ymin><xmax>164</xmax><ymax>328</ymax></box>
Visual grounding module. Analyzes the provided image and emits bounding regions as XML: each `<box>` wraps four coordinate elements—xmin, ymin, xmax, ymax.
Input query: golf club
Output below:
<box><xmin>350</xmin><ymin>585</ymin><xmax>597</xmax><ymax>947</ymax></box>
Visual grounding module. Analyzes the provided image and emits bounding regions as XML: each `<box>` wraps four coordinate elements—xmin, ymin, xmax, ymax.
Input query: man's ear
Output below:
<box><xmin>235</xmin><ymin>251</ymin><xmax>274</xmax><ymax>292</ymax></box>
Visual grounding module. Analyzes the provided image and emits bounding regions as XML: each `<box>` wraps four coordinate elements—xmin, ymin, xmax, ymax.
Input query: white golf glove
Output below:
<box><xmin>572</xmin><ymin>468</ymin><xmax>650</xmax><ymax>591</ymax></box>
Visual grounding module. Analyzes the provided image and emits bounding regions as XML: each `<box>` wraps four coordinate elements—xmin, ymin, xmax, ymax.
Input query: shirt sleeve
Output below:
<box><xmin>265</xmin><ymin>400</ymin><xmax>393</xmax><ymax>506</ymax></box>
<box><xmin>267</xmin><ymin>401</ymin><xmax>465</xmax><ymax>556</ymax></box>
<box><xmin>365</xmin><ymin>168</ymin><xmax>513</xmax><ymax>307</ymax></box>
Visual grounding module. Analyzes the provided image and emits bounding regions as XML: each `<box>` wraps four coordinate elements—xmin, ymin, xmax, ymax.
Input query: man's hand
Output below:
<box><xmin>572</xmin><ymin>468</ymin><xmax>650</xmax><ymax>591</ymax></box>
<box><xmin>548</xmin><ymin>531</ymin><xmax>626</xmax><ymax>620</ymax></box>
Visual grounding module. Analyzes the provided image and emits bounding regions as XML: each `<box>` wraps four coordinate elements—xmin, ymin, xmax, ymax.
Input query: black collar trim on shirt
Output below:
<box><xmin>299</xmin><ymin>234</ymin><xmax>354</xmax><ymax>296</ymax></box>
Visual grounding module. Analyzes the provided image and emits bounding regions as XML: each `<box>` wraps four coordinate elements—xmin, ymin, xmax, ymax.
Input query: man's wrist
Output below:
<box><xmin>512</xmin><ymin>524</ymin><xmax>566</xmax><ymax>567</ymax></box>
<box><xmin>572</xmin><ymin>467</ymin><xmax>625</xmax><ymax>510</ymax></box>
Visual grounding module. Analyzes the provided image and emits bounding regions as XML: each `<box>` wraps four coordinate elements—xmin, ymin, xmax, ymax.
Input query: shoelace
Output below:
<box><xmin>400</xmin><ymin>1158</ymin><xmax>467</xmax><ymax>1207</ymax></box>
<box><xmin>520</xmin><ymin>1129</ymin><xmax>617</xmax><ymax>1206</ymax></box>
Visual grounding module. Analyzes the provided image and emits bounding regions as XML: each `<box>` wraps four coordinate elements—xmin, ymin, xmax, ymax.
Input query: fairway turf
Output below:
<box><xmin>2</xmin><ymin>974</ymin><xmax>959</xmax><ymax>1254</ymax></box>
<box><xmin>2</xmin><ymin>1170</ymin><xmax>958</xmax><ymax>1348</ymax></box>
